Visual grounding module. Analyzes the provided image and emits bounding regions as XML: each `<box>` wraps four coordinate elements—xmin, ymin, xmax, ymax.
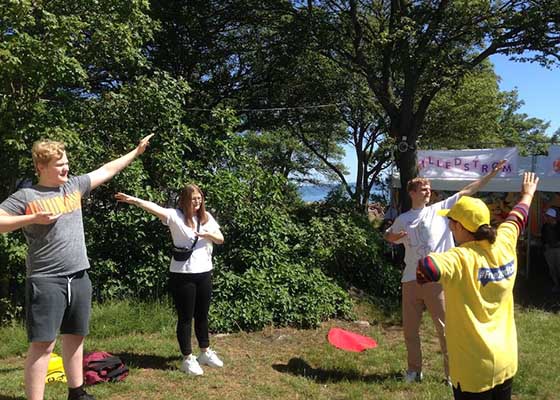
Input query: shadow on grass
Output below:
<box><xmin>0</xmin><ymin>366</ymin><xmax>21</xmax><ymax>374</ymax></box>
<box><xmin>0</xmin><ymin>396</ymin><xmax>26</xmax><ymax>400</ymax></box>
<box><xmin>116</xmin><ymin>352</ymin><xmax>178</xmax><ymax>371</ymax></box>
<box><xmin>273</xmin><ymin>357</ymin><xmax>401</xmax><ymax>383</ymax></box>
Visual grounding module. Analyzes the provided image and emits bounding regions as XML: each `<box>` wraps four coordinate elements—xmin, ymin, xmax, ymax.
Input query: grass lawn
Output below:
<box><xmin>1</xmin><ymin>299</ymin><xmax>559</xmax><ymax>400</ymax></box>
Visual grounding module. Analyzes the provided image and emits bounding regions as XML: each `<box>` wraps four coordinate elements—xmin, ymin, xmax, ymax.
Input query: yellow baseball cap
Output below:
<box><xmin>437</xmin><ymin>196</ymin><xmax>490</xmax><ymax>233</ymax></box>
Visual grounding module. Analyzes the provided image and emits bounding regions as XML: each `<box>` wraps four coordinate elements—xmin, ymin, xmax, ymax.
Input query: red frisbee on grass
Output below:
<box><xmin>327</xmin><ymin>327</ymin><xmax>378</xmax><ymax>352</ymax></box>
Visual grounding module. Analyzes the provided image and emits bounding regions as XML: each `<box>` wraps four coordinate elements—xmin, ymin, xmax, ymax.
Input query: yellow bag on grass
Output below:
<box><xmin>46</xmin><ymin>352</ymin><xmax>67</xmax><ymax>383</ymax></box>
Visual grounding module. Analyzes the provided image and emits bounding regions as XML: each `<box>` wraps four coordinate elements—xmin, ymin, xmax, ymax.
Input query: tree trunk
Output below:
<box><xmin>396</xmin><ymin>146</ymin><xmax>418</xmax><ymax>212</ymax></box>
<box><xmin>393</xmin><ymin>128</ymin><xmax>419</xmax><ymax>212</ymax></box>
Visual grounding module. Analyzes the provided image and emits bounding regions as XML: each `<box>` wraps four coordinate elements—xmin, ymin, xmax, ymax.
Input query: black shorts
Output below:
<box><xmin>25</xmin><ymin>270</ymin><xmax>92</xmax><ymax>342</ymax></box>
<box><xmin>453</xmin><ymin>377</ymin><xmax>513</xmax><ymax>400</ymax></box>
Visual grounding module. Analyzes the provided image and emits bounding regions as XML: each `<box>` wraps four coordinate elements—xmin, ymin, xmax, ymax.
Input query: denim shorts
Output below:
<box><xmin>25</xmin><ymin>270</ymin><xmax>92</xmax><ymax>342</ymax></box>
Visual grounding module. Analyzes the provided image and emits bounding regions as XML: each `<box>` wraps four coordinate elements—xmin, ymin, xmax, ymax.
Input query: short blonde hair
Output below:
<box><xmin>407</xmin><ymin>177</ymin><xmax>430</xmax><ymax>193</ymax></box>
<box><xmin>32</xmin><ymin>140</ymin><xmax>66</xmax><ymax>171</ymax></box>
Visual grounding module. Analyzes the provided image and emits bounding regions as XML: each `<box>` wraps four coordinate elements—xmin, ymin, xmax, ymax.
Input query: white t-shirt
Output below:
<box><xmin>388</xmin><ymin>193</ymin><xmax>460</xmax><ymax>282</ymax></box>
<box><xmin>162</xmin><ymin>209</ymin><xmax>221</xmax><ymax>274</ymax></box>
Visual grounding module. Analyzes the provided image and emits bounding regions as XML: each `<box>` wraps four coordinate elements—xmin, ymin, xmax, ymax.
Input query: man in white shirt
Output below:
<box><xmin>384</xmin><ymin>160</ymin><xmax>505</xmax><ymax>384</ymax></box>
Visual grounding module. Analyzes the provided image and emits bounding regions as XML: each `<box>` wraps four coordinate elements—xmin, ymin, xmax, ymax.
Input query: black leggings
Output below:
<box><xmin>453</xmin><ymin>377</ymin><xmax>513</xmax><ymax>400</ymax></box>
<box><xmin>169</xmin><ymin>271</ymin><xmax>212</xmax><ymax>356</ymax></box>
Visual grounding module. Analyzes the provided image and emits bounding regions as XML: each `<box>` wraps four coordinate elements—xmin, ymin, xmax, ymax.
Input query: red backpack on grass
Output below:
<box><xmin>83</xmin><ymin>351</ymin><xmax>129</xmax><ymax>385</ymax></box>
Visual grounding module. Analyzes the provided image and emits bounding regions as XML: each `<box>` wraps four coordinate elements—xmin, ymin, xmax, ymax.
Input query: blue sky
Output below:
<box><xmin>343</xmin><ymin>55</ymin><xmax>560</xmax><ymax>182</ymax></box>
<box><xmin>491</xmin><ymin>54</ymin><xmax>559</xmax><ymax>135</ymax></box>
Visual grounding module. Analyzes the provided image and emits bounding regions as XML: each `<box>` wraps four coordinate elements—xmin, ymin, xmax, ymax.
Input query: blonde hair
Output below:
<box><xmin>407</xmin><ymin>177</ymin><xmax>430</xmax><ymax>193</ymax></box>
<box><xmin>178</xmin><ymin>184</ymin><xmax>209</xmax><ymax>228</ymax></box>
<box><xmin>32</xmin><ymin>140</ymin><xmax>66</xmax><ymax>173</ymax></box>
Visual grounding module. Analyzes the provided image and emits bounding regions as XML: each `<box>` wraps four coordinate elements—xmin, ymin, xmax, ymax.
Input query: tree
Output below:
<box><xmin>227</xmin><ymin>16</ymin><xmax>394</xmax><ymax>210</ymax></box>
<box><xmin>0</xmin><ymin>0</ymin><xmax>156</xmax><ymax>199</ymax></box>
<box><xmin>498</xmin><ymin>89</ymin><xmax>551</xmax><ymax>156</ymax></box>
<box><xmin>0</xmin><ymin>0</ymin><xmax>162</xmax><ymax>314</ymax></box>
<box><xmin>304</xmin><ymin>0</ymin><xmax>560</xmax><ymax>209</ymax></box>
<box><xmin>419</xmin><ymin>62</ymin><xmax>504</xmax><ymax>149</ymax></box>
<box><xmin>419</xmin><ymin>61</ymin><xmax>551</xmax><ymax>155</ymax></box>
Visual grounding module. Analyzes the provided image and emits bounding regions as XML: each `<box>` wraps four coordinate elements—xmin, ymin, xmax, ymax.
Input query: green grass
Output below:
<box><xmin>1</xmin><ymin>300</ymin><xmax>559</xmax><ymax>399</ymax></box>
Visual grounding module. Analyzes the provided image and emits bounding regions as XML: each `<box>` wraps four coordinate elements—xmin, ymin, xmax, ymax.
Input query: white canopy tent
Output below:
<box><xmin>391</xmin><ymin>156</ymin><xmax>559</xmax><ymax>192</ymax></box>
<box><xmin>390</xmin><ymin>149</ymin><xmax>560</xmax><ymax>278</ymax></box>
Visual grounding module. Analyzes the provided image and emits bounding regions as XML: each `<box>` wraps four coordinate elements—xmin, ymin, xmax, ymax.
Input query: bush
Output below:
<box><xmin>203</xmin><ymin>165</ymin><xmax>364</xmax><ymax>333</ymax></box>
<box><xmin>205</xmin><ymin>167</ymin><xmax>302</xmax><ymax>273</ymax></box>
<box><xmin>0</xmin><ymin>233</ymin><xmax>26</xmax><ymax>323</ymax></box>
<box><xmin>295</xmin><ymin>202</ymin><xmax>401</xmax><ymax>302</ymax></box>
<box><xmin>209</xmin><ymin>263</ymin><xmax>353</xmax><ymax>332</ymax></box>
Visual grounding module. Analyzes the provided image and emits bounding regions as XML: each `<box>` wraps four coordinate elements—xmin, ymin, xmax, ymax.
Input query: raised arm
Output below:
<box><xmin>114</xmin><ymin>192</ymin><xmax>168</xmax><ymax>221</ymax></box>
<box><xmin>0</xmin><ymin>209</ymin><xmax>60</xmax><ymax>233</ymax></box>
<box><xmin>518</xmin><ymin>171</ymin><xmax>538</xmax><ymax>207</ymax></box>
<box><xmin>88</xmin><ymin>134</ymin><xmax>154</xmax><ymax>190</ymax></box>
<box><xmin>503</xmin><ymin>172</ymin><xmax>539</xmax><ymax>233</ymax></box>
<box><xmin>458</xmin><ymin>159</ymin><xmax>506</xmax><ymax>197</ymax></box>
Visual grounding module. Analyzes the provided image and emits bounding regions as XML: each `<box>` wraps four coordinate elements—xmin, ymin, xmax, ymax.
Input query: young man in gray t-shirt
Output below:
<box><xmin>0</xmin><ymin>134</ymin><xmax>153</xmax><ymax>400</ymax></box>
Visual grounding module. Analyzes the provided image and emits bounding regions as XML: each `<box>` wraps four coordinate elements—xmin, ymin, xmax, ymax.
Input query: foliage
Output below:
<box><xmin>296</xmin><ymin>194</ymin><xmax>401</xmax><ymax>302</ymax></box>
<box><xmin>302</xmin><ymin>0</ymin><xmax>560</xmax><ymax>209</ymax></box>
<box><xmin>210</xmin><ymin>263</ymin><xmax>353</xmax><ymax>332</ymax></box>
<box><xmin>206</xmin><ymin>163</ymin><xmax>300</xmax><ymax>273</ymax></box>
<box><xmin>420</xmin><ymin>63</ymin><xmax>504</xmax><ymax>149</ymax></box>
<box><xmin>200</xmin><ymin>152</ymin><xmax>399</xmax><ymax>331</ymax></box>
<box><xmin>242</xmin><ymin>129</ymin><xmax>341</xmax><ymax>183</ymax></box>
<box><xmin>498</xmin><ymin>90</ymin><xmax>551</xmax><ymax>156</ymax></box>
<box><xmin>0</xmin><ymin>0</ymin><xmax>156</xmax><ymax>198</ymax></box>
<box><xmin>239</xmin><ymin>27</ymin><xmax>393</xmax><ymax>211</ymax></box>
<box><xmin>420</xmin><ymin>63</ymin><xmax>551</xmax><ymax>154</ymax></box>
<box><xmin>201</xmin><ymin>157</ymin><xmax>357</xmax><ymax>331</ymax></box>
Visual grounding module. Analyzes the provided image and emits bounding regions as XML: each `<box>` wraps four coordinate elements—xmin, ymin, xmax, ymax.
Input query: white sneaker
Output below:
<box><xmin>181</xmin><ymin>354</ymin><xmax>203</xmax><ymax>376</ymax></box>
<box><xmin>197</xmin><ymin>348</ymin><xmax>224</xmax><ymax>368</ymax></box>
<box><xmin>404</xmin><ymin>371</ymin><xmax>423</xmax><ymax>383</ymax></box>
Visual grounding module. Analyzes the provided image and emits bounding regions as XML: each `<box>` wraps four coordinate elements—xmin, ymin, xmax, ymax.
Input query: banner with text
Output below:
<box><xmin>536</xmin><ymin>145</ymin><xmax>560</xmax><ymax>176</ymax></box>
<box><xmin>418</xmin><ymin>148</ymin><xmax>518</xmax><ymax>179</ymax></box>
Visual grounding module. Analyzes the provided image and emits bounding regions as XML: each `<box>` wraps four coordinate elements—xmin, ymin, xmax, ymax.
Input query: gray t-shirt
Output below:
<box><xmin>0</xmin><ymin>175</ymin><xmax>92</xmax><ymax>277</ymax></box>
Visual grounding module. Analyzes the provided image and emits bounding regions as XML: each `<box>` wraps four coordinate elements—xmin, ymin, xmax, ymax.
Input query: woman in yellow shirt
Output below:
<box><xmin>417</xmin><ymin>172</ymin><xmax>538</xmax><ymax>400</ymax></box>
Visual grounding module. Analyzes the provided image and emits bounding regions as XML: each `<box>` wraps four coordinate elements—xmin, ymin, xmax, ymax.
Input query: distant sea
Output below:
<box><xmin>298</xmin><ymin>183</ymin><xmax>385</xmax><ymax>202</ymax></box>
<box><xmin>298</xmin><ymin>184</ymin><xmax>335</xmax><ymax>202</ymax></box>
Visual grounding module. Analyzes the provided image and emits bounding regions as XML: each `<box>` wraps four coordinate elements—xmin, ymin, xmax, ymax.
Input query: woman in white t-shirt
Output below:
<box><xmin>115</xmin><ymin>184</ymin><xmax>224</xmax><ymax>376</ymax></box>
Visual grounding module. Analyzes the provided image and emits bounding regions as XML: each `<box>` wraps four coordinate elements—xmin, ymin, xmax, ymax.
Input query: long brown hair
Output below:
<box><xmin>178</xmin><ymin>184</ymin><xmax>208</xmax><ymax>228</ymax></box>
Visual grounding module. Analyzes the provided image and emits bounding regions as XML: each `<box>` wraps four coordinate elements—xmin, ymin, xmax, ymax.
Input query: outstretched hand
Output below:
<box><xmin>136</xmin><ymin>133</ymin><xmax>155</xmax><ymax>155</ymax></box>
<box><xmin>115</xmin><ymin>192</ymin><xmax>137</xmax><ymax>205</ymax></box>
<box><xmin>492</xmin><ymin>159</ymin><xmax>507</xmax><ymax>174</ymax></box>
<box><xmin>33</xmin><ymin>211</ymin><xmax>61</xmax><ymax>225</ymax></box>
<box><xmin>521</xmin><ymin>172</ymin><xmax>539</xmax><ymax>198</ymax></box>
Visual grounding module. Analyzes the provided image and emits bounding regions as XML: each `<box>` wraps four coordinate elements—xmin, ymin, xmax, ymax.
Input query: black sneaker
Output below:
<box><xmin>68</xmin><ymin>387</ymin><xmax>95</xmax><ymax>400</ymax></box>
